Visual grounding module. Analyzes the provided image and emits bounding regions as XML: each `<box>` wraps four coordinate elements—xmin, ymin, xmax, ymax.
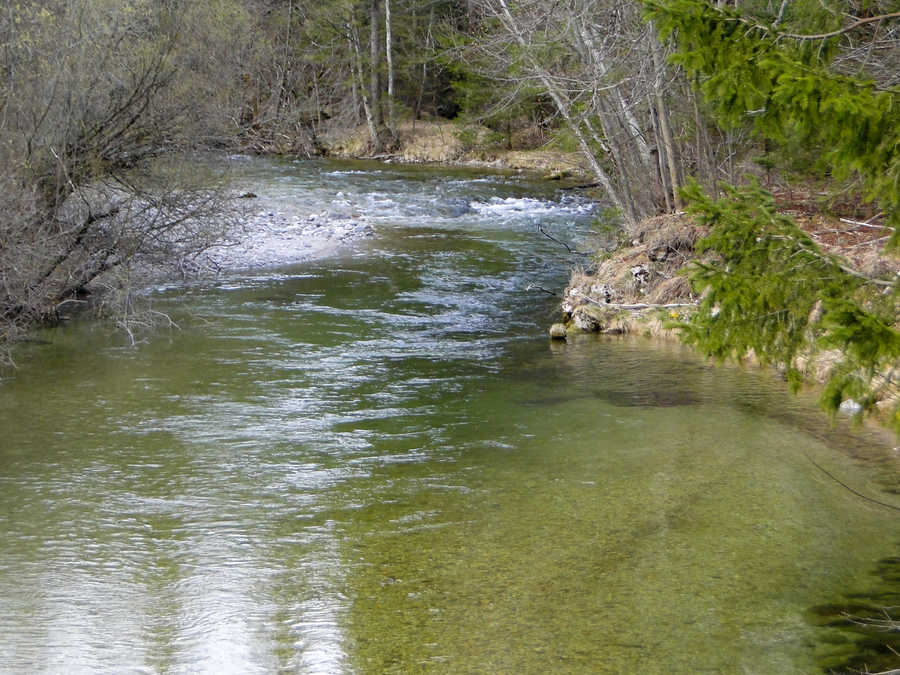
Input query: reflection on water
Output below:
<box><xmin>0</xmin><ymin>158</ymin><xmax>898</xmax><ymax>673</ymax></box>
<box><xmin>807</xmin><ymin>546</ymin><xmax>900</xmax><ymax>673</ymax></box>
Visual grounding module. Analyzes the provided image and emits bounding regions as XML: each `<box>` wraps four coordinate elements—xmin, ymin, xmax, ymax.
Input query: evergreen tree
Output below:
<box><xmin>645</xmin><ymin>0</ymin><xmax>900</xmax><ymax>429</ymax></box>
<box><xmin>680</xmin><ymin>180</ymin><xmax>900</xmax><ymax>430</ymax></box>
<box><xmin>646</xmin><ymin>0</ymin><xmax>900</xmax><ymax>240</ymax></box>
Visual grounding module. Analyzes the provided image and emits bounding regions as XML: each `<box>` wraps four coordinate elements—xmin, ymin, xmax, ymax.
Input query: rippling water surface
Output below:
<box><xmin>1</xmin><ymin>158</ymin><xmax>898</xmax><ymax>673</ymax></box>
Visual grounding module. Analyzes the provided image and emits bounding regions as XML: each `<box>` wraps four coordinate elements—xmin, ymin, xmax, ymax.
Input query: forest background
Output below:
<box><xmin>0</xmin><ymin>0</ymin><xmax>898</xmax><ymax>427</ymax></box>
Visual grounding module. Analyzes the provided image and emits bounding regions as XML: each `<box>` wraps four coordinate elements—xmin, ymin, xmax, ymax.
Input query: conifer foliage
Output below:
<box><xmin>645</xmin><ymin>0</ymin><xmax>900</xmax><ymax>428</ymax></box>
<box><xmin>681</xmin><ymin>181</ymin><xmax>900</xmax><ymax>430</ymax></box>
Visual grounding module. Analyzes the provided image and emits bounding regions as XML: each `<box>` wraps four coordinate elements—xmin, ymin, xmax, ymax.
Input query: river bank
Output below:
<box><xmin>322</xmin><ymin>119</ymin><xmax>592</xmax><ymax>181</ymax></box>
<box><xmin>556</xmin><ymin>206</ymin><xmax>900</xmax><ymax>428</ymax></box>
<box><xmin>246</xmin><ymin>124</ymin><xmax>900</xmax><ymax>431</ymax></box>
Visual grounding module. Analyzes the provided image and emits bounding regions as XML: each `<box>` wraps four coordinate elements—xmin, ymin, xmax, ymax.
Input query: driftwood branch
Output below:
<box><xmin>571</xmin><ymin>290</ymin><xmax>696</xmax><ymax>310</ymax></box>
<box><xmin>538</xmin><ymin>225</ymin><xmax>589</xmax><ymax>256</ymax></box>
<box><xmin>838</xmin><ymin>216</ymin><xmax>891</xmax><ymax>231</ymax></box>
<box><xmin>603</xmin><ymin>302</ymin><xmax>696</xmax><ymax>310</ymax></box>
<box><xmin>526</xmin><ymin>283</ymin><xmax>559</xmax><ymax>297</ymax></box>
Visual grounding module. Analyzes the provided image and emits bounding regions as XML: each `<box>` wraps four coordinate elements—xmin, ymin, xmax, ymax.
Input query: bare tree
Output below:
<box><xmin>0</xmin><ymin>0</ymin><xmax>240</xmax><ymax>358</ymax></box>
<box><xmin>385</xmin><ymin>0</ymin><xmax>395</xmax><ymax>132</ymax></box>
<box><xmin>463</xmin><ymin>0</ymin><xmax>695</xmax><ymax>229</ymax></box>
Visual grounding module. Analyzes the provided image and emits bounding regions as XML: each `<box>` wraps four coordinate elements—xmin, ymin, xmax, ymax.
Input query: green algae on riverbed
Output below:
<box><xmin>336</xmin><ymin>347</ymin><xmax>900</xmax><ymax>672</ymax></box>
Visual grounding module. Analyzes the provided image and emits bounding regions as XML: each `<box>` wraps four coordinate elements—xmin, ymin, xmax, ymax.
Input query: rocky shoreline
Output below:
<box><xmin>552</xmin><ymin>212</ymin><xmax>702</xmax><ymax>338</ymax></box>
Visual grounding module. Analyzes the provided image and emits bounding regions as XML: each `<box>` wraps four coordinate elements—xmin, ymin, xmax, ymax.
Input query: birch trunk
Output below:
<box><xmin>385</xmin><ymin>0</ymin><xmax>394</xmax><ymax>132</ymax></box>
<box><xmin>350</xmin><ymin>24</ymin><xmax>377</xmax><ymax>148</ymax></box>
<box><xmin>369</xmin><ymin>0</ymin><xmax>383</xmax><ymax>135</ymax></box>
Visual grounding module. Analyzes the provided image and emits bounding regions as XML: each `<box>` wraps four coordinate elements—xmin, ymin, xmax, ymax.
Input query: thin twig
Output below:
<box><xmin>839</xmin><ymin>217</ymin><xmax>892</xmax><ymax>230</ymax></box>
<box><xmin>804</xmin><ymin>451</ymin><xmax>900</xmax><ymax>513</ymax></box>
<box><xmin>724</xmin><ymin>10</ymin><xmax>900</xmax><ymax>41</ymax></box>
<box><xmin>777</xmin><ymin>12</ymin><xmax>900</xmax><ymax>40</ymax></box>
<box><xmin>538</xmin><ymin>225</ymin><xmax>589</xmax><ymax>256</ymax></box>
<box><xmin>768</xmin><ymin>234</ymin><xmax>895</xmax><ymax>287</ymax></box>
<box><xmin>841</xmin><ymin>608</ymin><xmax>899</xmax><ymax>633</ymax></box>
<box><xmin>572</xmin><ymin>290</ymin><xmax>696</xmax><ymax>310</ymax></box>
<box><xmin>526</xmin><ymin>284</ymin><xmax>559</xmax><ymax>297</ymax></box>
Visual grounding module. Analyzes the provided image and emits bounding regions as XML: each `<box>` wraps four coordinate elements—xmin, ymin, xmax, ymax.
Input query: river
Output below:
<box><xmin>0</xmin><ymin>157</ymin><xmax>898</xmax><ymax>673</ymax></box>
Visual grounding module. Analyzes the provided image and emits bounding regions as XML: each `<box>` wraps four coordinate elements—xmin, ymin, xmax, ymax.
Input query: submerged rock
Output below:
<box><xmin>435</xmin><ymin>197</ymin><xmax>472</xmax><ymax>218</ymax></box>
<box><xmin>839</xmin><ymin>398</ymin><xmax>863</xmax><ymax>416</ymax></box>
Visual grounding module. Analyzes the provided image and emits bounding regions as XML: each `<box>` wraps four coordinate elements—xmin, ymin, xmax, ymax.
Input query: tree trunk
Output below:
<box><xmin>279</xmin><ymin>0</ymin><xmax>293</xmax><ymax>115</ymax></box>
<box><xmin>414</xmin><ymin>5</ymin><xmax>435</xmax><ymax>120</ymax></box>
<box><xmin>350</xmin><ymin>24</ymin><xmax>377</xmax><ymax>147</ymax></box>
<box><xmin>495</xmin><ymin>0</ymin><xmax>635</xmax><ymax>227</ymax></box>
<box><xmin>369</xmin><ymin>0</ymin><xmax>383</xmax><ymax>138</ymax></box>
<box><xmin>649</xmin><ymin>97</ymin><xmax>673</xmax><ymax>211</ymax></box>
<box><xmin>385</xmin><ymin>0</ymin><xmax>394</xmax><ymax>132</ymax></box>
<box><xmin>649</xmin><ymin>25</ymin><xmax>682</xmax><ymax>210</ymax></box>
<box><xmin>575</xmin><ymin>20</ymin><xmax>654</xmax><ymax>173</ymax></box>
<box><xmin>349</xmin><ymin>38</ymin><xmax>361</xmax><ymax>127</ymax></box>
<box><xmin>691</xmin><ymin>90</ymin><xmax>714</xmax><ymax>190</ymax></box>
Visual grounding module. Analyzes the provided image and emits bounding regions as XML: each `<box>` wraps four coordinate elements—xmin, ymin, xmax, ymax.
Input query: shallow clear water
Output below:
<box><xmin>1</xmin><ymin>158</ymin><xmax>898</xmax><ymax>673</ymax></box>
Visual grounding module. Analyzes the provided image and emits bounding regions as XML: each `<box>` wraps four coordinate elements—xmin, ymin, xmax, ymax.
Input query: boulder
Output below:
<box><xmin>549</xmin><ymin>323</ymin><xmax>568</xmax><ymax>339</ymax></box>
<box><xmin>572</xmin><ymin>308</ymin><xmax>602</xmax><ymax>332</ymax></box>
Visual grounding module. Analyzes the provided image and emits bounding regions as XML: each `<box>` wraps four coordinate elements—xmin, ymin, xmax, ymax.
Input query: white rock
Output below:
<box><xmin>839</xmin><ymin>398</ymin><xmax>863</xmax><ymax>416</ymax></box>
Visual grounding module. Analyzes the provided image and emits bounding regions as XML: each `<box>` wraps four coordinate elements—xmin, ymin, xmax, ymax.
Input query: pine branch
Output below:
<box><xmin>768</xmin><ymin>234</ymin><xmax>895</xmax><ymax>288</ymax></box>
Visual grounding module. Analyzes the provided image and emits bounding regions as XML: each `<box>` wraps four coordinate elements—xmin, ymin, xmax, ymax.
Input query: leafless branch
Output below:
<box><xmin>539</xmin><ymin>224</ymin><xmax>589</xmax><ymax>255</ymax></box>
<box><xmin>777</xmin><ymin>12</ymin><xmax>900</xmax><ymax>41</ymax></box>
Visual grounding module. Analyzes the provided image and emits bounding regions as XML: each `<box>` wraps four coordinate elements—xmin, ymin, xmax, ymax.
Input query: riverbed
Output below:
<box><xmin>0</xmin><ymin>157</ymin><xmax>898</xmax><ymax>673</ymax></box>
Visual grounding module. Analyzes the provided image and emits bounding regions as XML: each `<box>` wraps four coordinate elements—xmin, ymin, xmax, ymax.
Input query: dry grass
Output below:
<box><xmin>323</xmin><ymin>119</ymin><xmax>589</xmax><ymax>178</ymax></box>
<box><xmin>646</xmin><ymin>275</ymin><xmax>694</xmax><ymax>305</ymax></box>
<box><xmin>559</xmin><ymin>213</ymin><xmax>702</xmax><ymax>338</ymax></box>
<box><xmin>560</xmin><ymin>206</ymin><xmax>900</xmax><ymax>421</ymax></box>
